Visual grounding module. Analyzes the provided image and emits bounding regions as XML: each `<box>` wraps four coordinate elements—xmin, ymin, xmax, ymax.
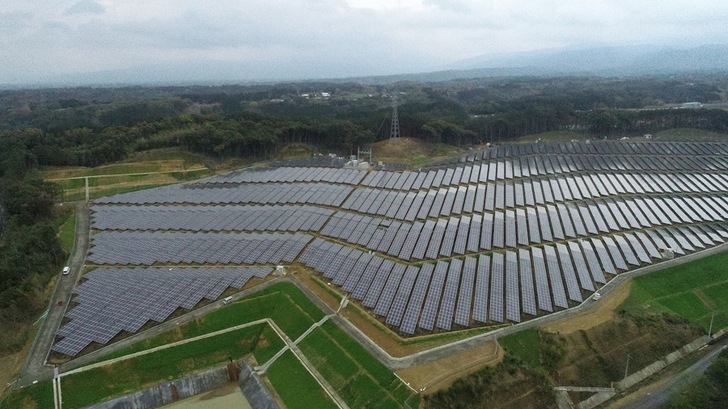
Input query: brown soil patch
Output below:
<box><xmin>397</xmin><ymin>341</ymin><xmax>503</xmax><ymax>392</ymax></box>
<box><xmin>542</xmin><ymin>278</ymin><xmax>632</xmax><ymax>335</ymax></box>
<box><xmin>371</xmin><ymin>137</ymin><xmax>463</xmax><ymax>165</ymax></box>
<box><xmin>288</xmin><ymin>266</ymin><xmax>341</xmax><ymax>312</ymax></box>
<box><xmin>291</xmin><ymin>264</ymin><xmax>497</xmax><ymax>357</ymax></box>
<box><xmin>0</xmin><ymin>350</ymin><xmax>25</xmax><ymax>394</ymax></box>
<box><xmin>550</xmin><ymin>314</ymin><xmax>701</xmax><ymax>387</ymax></box>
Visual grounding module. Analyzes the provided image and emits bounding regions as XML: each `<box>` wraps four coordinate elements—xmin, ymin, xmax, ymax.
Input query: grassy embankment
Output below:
<box><xmin>41</xmin><ymin>149</ymin><xmax>214</xmax><ymax>202</ymax></box>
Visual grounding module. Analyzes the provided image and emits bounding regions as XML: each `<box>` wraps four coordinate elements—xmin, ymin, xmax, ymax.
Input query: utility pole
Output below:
<box><xmin>709</xmin><ymin>310</ymin><xmax>716</xmax><ymax>337</ymax></box>
<box><xmin>624</xmin><ymin>352</ymin><xmax>631</xmax><ymax>380</ymax></box>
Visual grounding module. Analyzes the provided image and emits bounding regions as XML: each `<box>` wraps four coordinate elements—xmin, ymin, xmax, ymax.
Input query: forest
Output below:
<box><xmin>0</xmin><ymin>74</ymin><xmax>727</xmax><ymax>170</ymax></box>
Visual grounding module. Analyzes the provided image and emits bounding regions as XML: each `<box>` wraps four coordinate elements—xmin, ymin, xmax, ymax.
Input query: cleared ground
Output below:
<box><xmin>371</xmin><ymin>137</ymin><xmax>464</xmax><ymax>166</ymax></box>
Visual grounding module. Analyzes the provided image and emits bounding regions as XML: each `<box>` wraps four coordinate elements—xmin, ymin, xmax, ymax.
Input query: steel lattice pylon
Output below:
<box><xmin>390</xmin><ymin>100</ymin><xmax>400</xmax><ymax>139</ymax></box>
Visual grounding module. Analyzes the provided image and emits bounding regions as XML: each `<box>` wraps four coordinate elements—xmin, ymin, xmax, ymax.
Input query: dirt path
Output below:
<box><xmin>542</xmin><ymin>278</ymin><xmax>632</xmax><ymax>335</ymax></box>
<box><xmin>396</xmin><ymin>341</ymin><xmax>503</xmax><ymax>392</ymax></box>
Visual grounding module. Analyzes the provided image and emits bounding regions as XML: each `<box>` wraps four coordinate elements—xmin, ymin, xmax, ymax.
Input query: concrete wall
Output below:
<box><xmin>84</xmin><ymin>365</ymin><xmax>231</xmax><ymax>409</ymax></box>
<box><xmin>238</xmin><ymin>362</ymin><xmax>280</xmax><ymax>409</ymax></box>
<box><xmin>614</xmin><ymin>335</ymin><xmax>710</xmax><ymax>390</ymax></box>
<box><xmin>81</xmin><ymin>360</ymin><xmax>280</xmax><ymax>409</ymax></box>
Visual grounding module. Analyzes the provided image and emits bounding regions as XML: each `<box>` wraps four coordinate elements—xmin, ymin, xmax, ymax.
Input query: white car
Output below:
<box><xmin>62</xmin><ymin>266</ymin><xmax>70</xmax><ymax>275</ymax></box>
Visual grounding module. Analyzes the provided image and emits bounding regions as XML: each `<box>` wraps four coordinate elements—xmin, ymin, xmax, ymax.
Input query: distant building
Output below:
<box><xmin>320</xmin><ymin>92</ymin><xmax>331</xmax><ymax>98</ymax></box>
<box><xmin>681</xmin><ymin>101</ymin><xmax>703</xmax><ymax>109</ymax></box>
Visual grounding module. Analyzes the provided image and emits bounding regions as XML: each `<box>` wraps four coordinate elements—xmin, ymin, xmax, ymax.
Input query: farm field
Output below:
<box><xmin>620</xmin><ymin>249</ymin><xmax>728</xmax><ymax>331</ymax></box>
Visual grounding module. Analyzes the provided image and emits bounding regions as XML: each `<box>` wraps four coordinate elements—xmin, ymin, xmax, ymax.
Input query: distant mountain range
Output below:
<box><xmin>449</xmin><ymin>44</ymin><xmax>728</xmax><ymax>76</ymax></box>
<box><xmin>16</xmin><ymin>44</ymin><xmax>728</xmax><ymax>88</ymax></box>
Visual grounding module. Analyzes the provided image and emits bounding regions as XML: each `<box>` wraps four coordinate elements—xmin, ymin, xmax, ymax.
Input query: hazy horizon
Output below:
<box><xmin>3</xmin><ymin>0</ymin><xmax>728</xmax><ymax>86</ymax></box>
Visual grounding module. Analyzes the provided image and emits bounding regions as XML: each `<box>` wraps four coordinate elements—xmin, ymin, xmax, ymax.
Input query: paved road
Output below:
<box><xmin>17</xmin><ymin>202</ymin><xmax>90</xmax><ymax>387</ymax></box>
<box><xmin>622</xmin><ymin>343</ymin><xmax>727</xmax><ymax>409</ymax></box>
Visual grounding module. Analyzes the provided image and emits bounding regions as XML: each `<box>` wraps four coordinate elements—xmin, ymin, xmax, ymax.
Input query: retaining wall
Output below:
<box><xmin>238</xmin><ymin>362</ymin><xmax>280</xmax><ymax>409</ymax></box>
<box><xmin>84</xmin><ymin>365</ymin><xmax>231</xmax><ymax>409</ymax></box>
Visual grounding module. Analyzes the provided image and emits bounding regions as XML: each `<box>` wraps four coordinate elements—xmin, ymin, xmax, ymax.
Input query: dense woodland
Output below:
<box><xmin>0</xmin><ymin>74</ymin><xmax>727</xmax><ymax>170</ymax></box>
<box><xmin>0</xmin><ymin>73</ymin><xmax>727</xmax><ymax>353</ymax></box>
<box><xmin>0</xmin><ymin>136</ymin><xmax>65</xmax><ymax>352</ymax></box>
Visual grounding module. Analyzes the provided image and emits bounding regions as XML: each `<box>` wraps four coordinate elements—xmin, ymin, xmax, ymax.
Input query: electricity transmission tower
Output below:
<box><xmin>389</xmin><ymin>97</ymin><xmax>400</xmax><ymax>139</ymax></box>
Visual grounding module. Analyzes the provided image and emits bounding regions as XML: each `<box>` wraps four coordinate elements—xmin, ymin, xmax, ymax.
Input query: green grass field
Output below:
<box><xmin>498</xmin><ymin>328</ymin><xmax>541</xmax><ymax>368</ymax></box>
<box><xmin>42</xmin><ymin>149</ymin><xmax>214</xmax><ymax>201</ymax></box>
<box><xmin>652</xmin><ymin>128</ymin><xmax>727</xmax><ymax>141</ymax></box>
<box><xmin>299</xmin><ymin>320</ymin><xmax>414</xmax><ymax>409</ymax></box>
<box><xmin>620</xmin><ymin>250</ymin><xmax>728</xmax><ymax>331</ymax></box>
<box><xmin>267</xmin><ymin>351</ymin><xmax>338</xmax><ymax>409</ymax></box>
<box><xmin>57</xmin><ymin>206</ymin><xmax>77</xmax><ymax>254</ymax></box>
<box><xmin>0</xmin><ymin>380</ymin><xmax>53</xmax><ymax>409</ymax></box>
<box><xmin>60</xmin><ymin>324</ymin><xmax>272</xmax><ymax>409</ymax></box>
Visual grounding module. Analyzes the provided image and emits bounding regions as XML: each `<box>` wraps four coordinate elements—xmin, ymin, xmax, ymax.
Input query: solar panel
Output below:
<box><xmin>543</xmin><ymin>245</ymin><xmax>568</xmax><ymax>308</ymax></box>
<box><xmin>625</xmin><ymin>233</ymin><xmax>652</xmax><ymax>263</ymax></box>
<box><xmin>400</xmin><ymin>263</ymin><xmax>435</xmax><ymax>334</ymax></box>
<box><xmin>362</xmin><ymin>260</ymin><xmax>395</xmax><ymax>308</ymax></box>
<box><xmin>516</xmin><ymin>250</ymin><xmax>537</xmax><ymax>316</ymax></box>
<box><xmin>454</xmin><ymin>257</ymin><xmax>476</xmax><ymax>326</ymax></box>
<box><xmin>505</xmin><ymin>251</ymin><xmax>521</xmax><ymax>322</ymax></box>
<box><xmin>614</xmin><ymin>234</ymin><xmax>640</xmax><ymax>266</ymax></box>
<box><xmin>419</xmin><ymin>261</ymin><xmax>448</xmax><ymax>331</ymax></box>
<box><xmin>556</xmin><ymin>243</ymin><xmax>582</xmax><ymax>302</ymax></box>
<box><xmin>489</xmin><ymin>253</ymin><xmax>505</xmax><ymax>322</ymax></box>
<box><xmin>472</xmin><ymin>254</ymin><xmax>491</xmax><ymax>323</ymax></box>
<box><xmin>568</xmin><ymin>241</ymin><xmax>595</xmax><ymax>291</ymax></box>
<box><xmin>480</xmin><ymin>213</ymin><xmax>494</xmax><ymax>250</ymax></box>
<box><xmin>437</xmin><ymin>259</ymin><xmax>463</xmax><ymax>330</ymax></box>
<box><xmin>385</xmin><ymin>265</ymin><xmax>418</xmax><ymax>326</ymax></box>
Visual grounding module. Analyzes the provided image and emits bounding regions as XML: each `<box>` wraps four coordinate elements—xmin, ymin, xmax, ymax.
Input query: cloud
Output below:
<box><xmin>64</xmin><ymin>0</ymin><xmax>105</xmax><ymax>16</ymax></box>
<box><xmin>1</xmin><ymin>0</ymin><xmax>728</xmax><ymax>85</ymax></box>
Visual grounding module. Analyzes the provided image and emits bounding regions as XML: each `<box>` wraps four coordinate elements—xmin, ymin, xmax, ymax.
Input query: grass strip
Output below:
<box><xmin>266</xmin><ymin>350</ymin><xmax>338</xmax><ymax>409</ymax></box>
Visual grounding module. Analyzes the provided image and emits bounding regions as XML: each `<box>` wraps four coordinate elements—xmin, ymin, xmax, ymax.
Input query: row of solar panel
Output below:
<box><xmin>201</xmin><ymin>166</ymin><xmax>367</xmax><ymax>186</ymax></box>
<box><xmin>437</xmin><ymin>141</ymin><xmax>728</xmax><ymax>165</ymax></box>
<box><xmin>301</xmin><ymin>223</ymin><xmax>727</xmax><ymax>335</ymax></box>
<box><xmin>91</xmin><ymin>205</ymin><xmax>334</xmax><ymax>232</ymax></box>
<box><xmin>94</xmin><ymin>183</ymin><xmax>353</xmax><ymax>206</ymax></box>
<box><xmin>87</xmin><ymin>232</ymin><xmax>312</xmax><ymax>265</ymax></box>
<box><xmin>342</xmin><ymin>172</ymin><xmax>728</xmax><ymax>222</ymax></box>
<box><xmin>362</xmin><ymin>156</ymin><xmax>728</xmax><ymax>190</ymax></box>
<box><xmin>52</xmin><ymin>266</ymin><xmax>272</xmax><ymax>357</ymax></box>
<box><xmin>325</xmin><ymin>195</ymin><xmax>728</xmax><ymax>259</ymax></box>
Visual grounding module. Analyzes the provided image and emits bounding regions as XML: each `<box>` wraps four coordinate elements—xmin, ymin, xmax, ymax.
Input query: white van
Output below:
<box><xmin>223</xmin><ymin>296</ymin><xmax>233</xmax><ymax>304</ymax></box>
<box><xmin>62</xmin><ymin>266</ymin><xmax>70</xmax><ymax>275</ymax></box>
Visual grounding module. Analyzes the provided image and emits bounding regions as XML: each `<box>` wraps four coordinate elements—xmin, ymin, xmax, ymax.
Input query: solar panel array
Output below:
<box><xmin>88</xmin><ymin>231</ymin><xmax>312</xmax><ymax>265</ymax></box>
<box><xmin>201</xmin><ymin>166</ymin><xmax>367</xmax><ymax>185</ymax></box>
<box><xmin>56</xmin><ymin>140</ymin><xmax>728</xmax><ymax>357</ymax></box>
<box><xmin>92</xmin><ymin>205</ymin><xmax>333</xmax><ymax>232</ymax></box>
<box><xmin>94</xmin><ymin>182</ymin><xmax>352</xmax><ymax>206</ymax></box>
<box><xmin>52</xmin><ymin>266</ymin><xmax>271</xmax><ymax>357</ymax></box>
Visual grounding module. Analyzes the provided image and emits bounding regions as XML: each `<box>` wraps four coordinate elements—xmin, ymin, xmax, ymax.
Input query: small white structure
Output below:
<box><xmin>681</xmin><ymin>102</ymin><xmax>703</xmax><ymax>109</ymax></box>
<box><xmin>593</xmin><ymin>292</ymin><xmax>601</xmax><ymax>301</ymax></box>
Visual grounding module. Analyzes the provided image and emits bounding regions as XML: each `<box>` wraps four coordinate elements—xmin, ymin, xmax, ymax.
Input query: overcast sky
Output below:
<box><xmin>2</xmin><ymin>0</ymin><xmax>728</xmax><ymax>84</ymax></box>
